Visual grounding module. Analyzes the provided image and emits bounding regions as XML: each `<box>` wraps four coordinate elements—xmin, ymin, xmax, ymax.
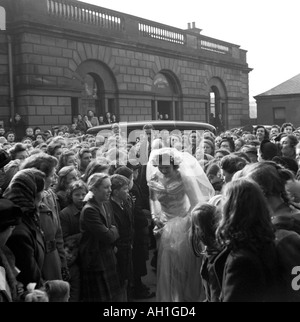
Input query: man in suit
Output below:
<box><xmin>137</xmin><ymin>124</ymin><xmax>158</xmax><ymax>270</ymax></box>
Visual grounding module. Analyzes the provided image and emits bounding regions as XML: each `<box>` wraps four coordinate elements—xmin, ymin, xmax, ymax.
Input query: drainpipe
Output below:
<box><xmin>7</xmin><ymin>34</ymin><xmax>15</xmax><ymax>120</ymax></box>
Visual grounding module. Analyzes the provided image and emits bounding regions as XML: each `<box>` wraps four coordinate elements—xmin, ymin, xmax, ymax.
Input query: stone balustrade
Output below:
<box><xmin>4</xmin><ymin>0</ymin><xmax>246</xmax><ymax>65</ymax></box>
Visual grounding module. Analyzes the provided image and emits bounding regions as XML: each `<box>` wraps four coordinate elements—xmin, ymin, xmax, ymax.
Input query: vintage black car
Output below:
<box><xmin>87</xmin><ymin>120</ymin><xmax>216</xmax><ymax>144</ymax></box>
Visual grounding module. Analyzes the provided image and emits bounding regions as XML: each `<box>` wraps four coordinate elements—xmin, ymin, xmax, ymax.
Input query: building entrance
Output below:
<box><xmin>152</xmin><ymin>72</ymin><xmax>182</xmax><ymax>121</ymax></box>
<box><xmin>158</xmin><ymin>101</ymin><xmax>172</xmax><ymax>120</ymax></box>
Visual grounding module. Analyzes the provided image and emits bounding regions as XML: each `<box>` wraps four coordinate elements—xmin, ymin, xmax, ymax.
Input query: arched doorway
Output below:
<box><xmin>152</xmin><ymin>70</ymin><xmax>182</xmax><ymax>120</ymax></box>
<box><xmin>72</xmin><ymin>60</ymin><xmax>118</xmax><ymax>120</ymax></box>
<box><xmin>80</xmin><ymin>73</ymin><xmax>103</xmax><ymax>117</ymax></box>
<box><xmin>208</xmin><ymin>77</ymin><xmax>227</xmax><ymax>132</ymax></box>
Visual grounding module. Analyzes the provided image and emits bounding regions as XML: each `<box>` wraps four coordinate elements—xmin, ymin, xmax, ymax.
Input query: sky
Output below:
<box><xmin>78</xmin><ymin>0</ymin><xmax>300</xmax><ymax>103</ymax></box>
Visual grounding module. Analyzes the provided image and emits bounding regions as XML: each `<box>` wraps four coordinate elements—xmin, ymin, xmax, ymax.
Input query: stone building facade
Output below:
<box><xmin>1</xmin><ymin>0</ymin><xmax>252</xmax><ymax>131</ymax></box>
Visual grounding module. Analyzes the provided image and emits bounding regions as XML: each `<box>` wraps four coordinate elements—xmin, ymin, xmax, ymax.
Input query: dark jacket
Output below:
<box><xmin>138</xmin><ymin>165</ymin><xmax>150</xmax><ymax>211</ymax></box>
<box><xmin>60</xmin><ymin>203</ymin><xmax>81</xmax><ymax>239</ymax></box>
<box><xmin>200</xmin><ymin>247</ymin><xmax>229</xmax><ymax>302</ymax></box>
<box><xmin>6</xmin><ymin>213</ymin><xmax>45</xmax><ymax>288</ymax></box>
<box><xmin>79</xmin><ymin>198</ymin><xmax>119</xmax><ymax>272</ymax></box>
<box><xmin>9</xmin><ymin>119</ymin><xmax>26</xmax><ymax>142</ymax></box>
<box><xmin>0</xmin><ymin>246</ymin><xmax>20</xmax><ymax>302</ymax></box>
<box><xmin>131</xmin><ymin>181</ymin><xmax>149</xmax><ymax>267</ymax></box>
<box><xmin>56</xmin><ymin>190</ymin><xmax>69</xmax><ymax>212</ymax></box>
<box><xmin>110</xmin><ymin>198</ymin><xmax>134</xmax><ymax>247</ymax></box>
<box><xmin>76</xmin><ymin>120</ymin><xmax>87</xmax><ymax>133</ymax></box>
<box><xmin>110</xmin><ymin>197</ymin><xmax>134</xmax><ymax>282</ymax></box>
<box><xmin>41</xmin><ymin>189</ymin><xmax>67</xmax><ymax>271</ymax></box>
<box><xmin>272</xmin><ymin>206</ymin><xmax>300</xmax><ymax>301</ymax></box>
<box><xmin>220</xmin><ymin>243</ymin><xmax>280</xmax><ymax>302</ymax></box>
<box><xmin>79</xmin><ymin>198</ymin><xmax>121</xmax><ymax>301</ymax></box>
<box><xmin>39</xmin><ymin>204</ymin><xmax>61</xmax><ymax>280</ymax></box>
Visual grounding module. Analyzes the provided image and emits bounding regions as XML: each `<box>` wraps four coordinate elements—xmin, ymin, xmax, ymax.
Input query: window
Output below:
<box><xmin>0</xmin><ymin>7</ymin><xmax>5</xmax><ymax>31</ymax></box>
<box><xmin>273</xmin><ymin>107</ymin><xmax>286</xmax><ymax>125</ymax></box>
<box><xmin>210</xmin><ymin>92</ymin><xmax>215</xmax><ymax>116</ymax></box>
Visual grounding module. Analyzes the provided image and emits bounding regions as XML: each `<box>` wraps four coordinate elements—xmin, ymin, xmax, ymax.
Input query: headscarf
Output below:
<box><xmin>3</xmin><ymin>168</ymin><xmax>45</xmax><ymax>213</ymax></box>
<box><xmin>1</xmin><ymin>159</ymin><xmax>21</xmax><ymax>192</ymax></box>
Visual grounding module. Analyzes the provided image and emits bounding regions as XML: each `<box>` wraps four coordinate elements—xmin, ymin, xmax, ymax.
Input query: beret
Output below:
<box><xmin>114</xmin><ymin>166</ymin><xmax>133</xmax><ymax>179</ymax></box>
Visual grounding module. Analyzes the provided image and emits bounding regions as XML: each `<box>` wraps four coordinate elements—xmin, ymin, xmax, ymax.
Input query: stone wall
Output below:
<box><xmin>8</xmin><ymin>31</ymin><xmax>249</xmax><ymax>129</ymax></box>
<box><xmin>1</xmin><ymin>0</ymin><xmax>251</xmax><ymax>131</ymax></box>
<box><xmin>0</xmin><ymin>33</ymin><xmax>10</xmax><ymax>128</ymax></box>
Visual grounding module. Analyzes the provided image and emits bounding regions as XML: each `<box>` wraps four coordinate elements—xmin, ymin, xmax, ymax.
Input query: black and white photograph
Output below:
<box><xmin>0</xmin><ymin>0</ymin><xmax>300</xmax><ymax>308</ymax></box>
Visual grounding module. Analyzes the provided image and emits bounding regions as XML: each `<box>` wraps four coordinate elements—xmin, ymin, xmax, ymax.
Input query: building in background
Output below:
<box><xmin>255</xmin><ymin>73</ymin><xmax>300</xmax><ymax>128</ymax></box>
<box><xmin>0</xmin><ymin>0</ymin><xmax>251</xmax><ymax>131</ymax></box>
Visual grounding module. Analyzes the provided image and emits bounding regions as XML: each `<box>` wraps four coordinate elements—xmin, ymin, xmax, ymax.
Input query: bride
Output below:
<box><xmin>147</xmin><ymin>147</ymin><xmax>215</xmax><ymax>302</ymax></box>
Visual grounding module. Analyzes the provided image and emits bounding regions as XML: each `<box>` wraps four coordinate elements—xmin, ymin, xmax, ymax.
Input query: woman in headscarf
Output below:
<box><xmin>3</xmin><ymin>168</ymin><xmax>46</xmax><ymax>288</ymax></box>
<box><xmin>21</xmin><ymin>153</ymin><xmax>69</xmax><ymax>281</ymax></box>
<box><xmin>0</xmin><ymin>199</ymin><xmax>23</xmax><ymax>302</ymax></box>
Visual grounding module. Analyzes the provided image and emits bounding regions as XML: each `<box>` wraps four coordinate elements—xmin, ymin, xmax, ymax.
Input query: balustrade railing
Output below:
<box><xmin>138</xmin><ymin>22</ymin><xmax>186</xmax><ymax>45</ymax></box>
<box><xmin>200</xmin><ymin>39</ymin><xmax>230</xmax><ymax>55</ymax></box>
<box><xmin>47</xmin><ymin>0</ymin><xmax>123</xmax><ymax>31</ymax></box>
<box><xmin>43</xmin><ymin>0</ymin><xmax>243</xmax><ymax>62</ymax></box>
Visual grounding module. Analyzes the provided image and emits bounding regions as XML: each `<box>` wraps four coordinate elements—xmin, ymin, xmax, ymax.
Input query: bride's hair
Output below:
<box><xmin>150</xmin><ymin>148</ymin><xmax>182</xmax><ymax>168</ymax></box>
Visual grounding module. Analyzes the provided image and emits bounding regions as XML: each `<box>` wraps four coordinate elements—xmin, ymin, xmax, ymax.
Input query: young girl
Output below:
<box><xmin>55</xmin><ymin>166</ymin><xmax>79</xmax><ymax>210</ymax></box>
<box><xmin>60</xmin><ymin>180</ymin><xmax>88</xmax><ymax>302</ymax></box>
<box><xmin>190</xmin><ymin>203</ymin><xmax>222</xmax><ymax>302</ymax></box>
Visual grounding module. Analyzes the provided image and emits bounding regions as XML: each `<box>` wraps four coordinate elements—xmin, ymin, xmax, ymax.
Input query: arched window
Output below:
<box><xmin>82</xmin><ymin>74</ymin><xmax>98</xmax><ymax>100</ymax></box>
<box><xmin>73</xmin><ymin>60</ymin><xmax>118</xmax><ymax>120</ymax></box>
<box><xmin>152</xmin><ymin>71</ymin><xmax>182</xmax><ymax>120</ymax></box>
<box><xmin>210</xmin><ymin>91</ymin><xmax>215</xmax><ymax>116</ymax></box>
<box><xmin>80</xmin><ymin>73</ymin><xmax>101</xmax><ymax>116</ymax></box>
<box><xmin>0</xmin><ymin>7</ymin><xmax>6</xmax><ymax>31</ymax></box>
<box><xmin>153</xmin><ymin>73</ymin><xmax>173</xmax><ymax>96</ymax></box>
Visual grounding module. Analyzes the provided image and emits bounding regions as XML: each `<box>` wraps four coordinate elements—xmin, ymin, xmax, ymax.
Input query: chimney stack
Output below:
<box><xmin>186</xmin><ymin>21</ymin><xmax>202</xmax><ymax>34</ymax></box>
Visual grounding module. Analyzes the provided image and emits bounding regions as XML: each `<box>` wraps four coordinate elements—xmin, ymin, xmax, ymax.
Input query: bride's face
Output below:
<box><xmin>158</xmin><ymin>164</ymin><xmax>175</xmax><ymax>177</ymax></box>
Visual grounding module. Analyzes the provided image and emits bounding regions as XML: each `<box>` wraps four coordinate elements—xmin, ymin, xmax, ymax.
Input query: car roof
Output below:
<box><xmin>87</xmin><ymin>120</ymin><xmax>216</xmax><ymax>137</ymax></box>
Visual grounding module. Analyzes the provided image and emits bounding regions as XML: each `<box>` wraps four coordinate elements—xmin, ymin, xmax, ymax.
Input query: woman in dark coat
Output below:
<box><xmin>21</xmin><ymin>153</ymin><xmax>69</xmax><ymax>282</ymax></box>
<box><xmin>216</xmin><ymin>178</ymin><xmax>281</xmax><ymax>302</ymax></box>
<box><xmin>76</xmin><ymin>114</ymin><xmax>87</xmax><ymax>134</ymax></box>
<box><xmin>9</xmin><ymin>113</ymin><xmax>26</xmax><ymax>142</ymax></box>
<box><xmin>124</xmin><ymin>163</ymin><xmax>154</xmax><ymax>298</ymax></box>
<box><xmin>0</xmin><ymin>199</ymin><xmax>23</xmax><ymax>302</ymax></box>
<box><xmin>79</xmin><ymin>173</ymin><xmax>122</xmax><ymax>302</ymax></box>
<box><xmin>239</xmin><ymin>161</ymin><xmax>300</xmax><ymax>301</ymax></box>
<box><xmin>3</xmin><ymin>168</ymin><xmax>46</xmax><ymax>288</ymax></box>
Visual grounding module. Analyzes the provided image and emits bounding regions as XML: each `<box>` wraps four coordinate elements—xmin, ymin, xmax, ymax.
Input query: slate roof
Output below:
<box><xmin>256</xmin><ymin>73</ymin><xmax>300</xmax><ymax>97</ymax></box>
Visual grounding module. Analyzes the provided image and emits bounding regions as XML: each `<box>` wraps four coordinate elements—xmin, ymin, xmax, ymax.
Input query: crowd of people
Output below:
<box><xmin>1</xmin><ymin>113</ymin><xmax>300</xmax><ymax>302</ymax></box>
